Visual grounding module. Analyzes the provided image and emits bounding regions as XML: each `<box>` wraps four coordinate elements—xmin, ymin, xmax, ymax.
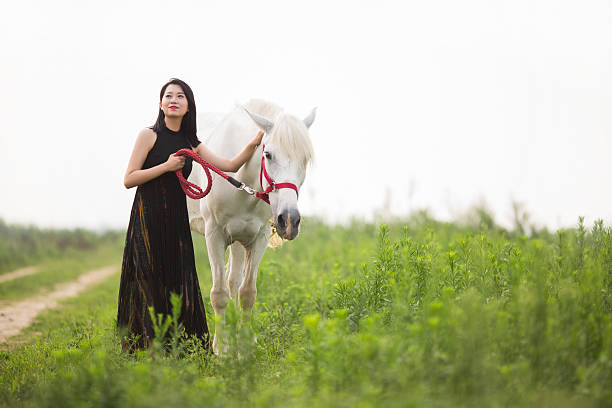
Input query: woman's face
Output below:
<box><xmin>160</xmin><ymin>84</ymin><xmax>189</xmax><ymax>118</ymax></box>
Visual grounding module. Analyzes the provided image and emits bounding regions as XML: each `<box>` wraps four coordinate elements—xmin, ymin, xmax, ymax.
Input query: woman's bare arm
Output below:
<box><xmin>194</xmin><ymin>131</ymin><xmax>264</xmax><ymax>173</ymax></box>
<box><xmin>123</xmin><ymin>128</ymin><xmax>186</xmax><ymax>189</ymax></box>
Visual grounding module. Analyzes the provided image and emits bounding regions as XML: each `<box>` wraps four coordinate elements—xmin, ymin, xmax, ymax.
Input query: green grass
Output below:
<box><xmin>1</xmin><ymin>216</ymin><xmax>611</xmax><ymax>407</ymax></box>
<box><xmin>0</xmin><ymin>241</ymin><xmax>123</xmax><ymax>302</ymax></box>
<box><xmin>0</xmin><ymin>218</ymin><xmax>123</xmax><ymax>274</ymax></box>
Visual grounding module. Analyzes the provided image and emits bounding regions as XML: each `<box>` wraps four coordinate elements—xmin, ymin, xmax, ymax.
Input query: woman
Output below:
<box><xmin>117</xmin><ymin>78</ymin><xmax>263</xmax><ymax>351</ymax></box>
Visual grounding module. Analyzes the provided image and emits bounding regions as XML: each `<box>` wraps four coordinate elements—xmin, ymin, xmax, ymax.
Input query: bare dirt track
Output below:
<box><xmin>0</xmin><ymin>265</ymin><xmax>118</xmax><ymax>343</ymax></box>
<box><xmin>0</xmin><ymin>266</ymin><xmax>38</xmax><ymax>284</ymax></box>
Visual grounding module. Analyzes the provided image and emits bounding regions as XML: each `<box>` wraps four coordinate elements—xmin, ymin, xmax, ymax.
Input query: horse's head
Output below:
<box><xmin>245</xmin><ymin>103</ymin><xmax>315</xmax><ymax>240</ymax></box>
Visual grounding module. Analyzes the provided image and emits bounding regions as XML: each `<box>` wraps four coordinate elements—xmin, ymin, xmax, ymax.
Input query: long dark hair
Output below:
<box><xmin>152</xmin><ymin>78</ymin><xmax>201</xmax><ymax>147</ymax></box>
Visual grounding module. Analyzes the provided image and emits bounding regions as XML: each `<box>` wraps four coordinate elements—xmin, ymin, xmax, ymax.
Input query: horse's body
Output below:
<box><xmin>187</xmin><ymin>100</ymin><xmax>314</xmax><ymax>353</ymax></box>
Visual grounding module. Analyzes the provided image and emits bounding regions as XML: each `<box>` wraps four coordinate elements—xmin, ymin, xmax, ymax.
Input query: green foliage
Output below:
<box><xmin>0</xmin><ymin>243</ymin><xmax>122</xmax><ymax>302</ymax></box>
<box><xmin>146</xmin><ymin>292</ymin><xmax>187</xmax><ymax>359</ymax></box>
<box><xmin>0</xmin><ymin>218</ymin><xmax>123</xmax><ymax>274</ymax></box>
<box><xmin>2</xmin><ymin>215</ymin><xmax>612</xmax><ymax>407</ymax></box>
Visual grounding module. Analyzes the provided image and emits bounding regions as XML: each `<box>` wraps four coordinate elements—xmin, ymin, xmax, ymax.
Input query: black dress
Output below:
<box><xmin>117</xmin><ymin>123</ymin><xmax>210</xmax><ymax>351</ymax></box>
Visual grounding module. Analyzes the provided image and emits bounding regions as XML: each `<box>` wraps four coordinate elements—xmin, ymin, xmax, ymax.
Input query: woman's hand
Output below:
<box><xmin>165</xmin><ymin>153</ymin><xmax>186</xmax><ymax>172</ymax></box>
<box><xmin>250</xmin><ymin>131</ymin><xmax>264</xmax><ymax>148</ymax></box>
<box><xmin>193</xmin><ymin>130</ymin><xmax>265</xmax><ymax>173</ymax></box>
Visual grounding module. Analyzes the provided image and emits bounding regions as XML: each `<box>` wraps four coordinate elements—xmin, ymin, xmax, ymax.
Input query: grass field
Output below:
<box><xmin>0</xmin><ymin>243</ymin><xmax>122</xmax><ymax>303</ymax></box>
<box><xmin>1</xmin><ymin>214</ymin><xmax>611</xmax><ymax>407</ymax></box>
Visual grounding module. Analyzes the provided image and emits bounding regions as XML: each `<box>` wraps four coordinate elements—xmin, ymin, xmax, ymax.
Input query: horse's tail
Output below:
<box><xmin>189</xmin><ymin>214</ymin><xmax>206</xmax><ymax>236</ymax></box>
<box><xmin>186</xmin><ymin>165</ymin><xmax>206</xmax><ymax>235</ymax></box>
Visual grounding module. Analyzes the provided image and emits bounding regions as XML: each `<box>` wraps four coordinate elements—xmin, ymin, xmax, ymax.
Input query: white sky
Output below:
<box><xmin>1</xmin><ymin>0</ymin><xmax>611</xmax><ymax>230</ymax></box>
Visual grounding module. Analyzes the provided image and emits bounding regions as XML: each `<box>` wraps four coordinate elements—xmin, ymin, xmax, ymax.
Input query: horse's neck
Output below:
<box><xmin>207</xmin><ymin>109</ymin><xmax>262</xmax><ymax>186</ymax></box>
<box><xmin>237</xmin><ymin>145</ymin><xmax>263</xmax><ymax>188</ymax></box>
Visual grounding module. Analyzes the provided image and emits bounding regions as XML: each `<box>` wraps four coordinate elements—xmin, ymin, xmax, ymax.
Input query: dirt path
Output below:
<box><xmin>0</xmin><ymin>265</ymin><xmax>118</xmax><ymax>343</ymax></box>
<box><xmin>0</xmin><ymin>266</ymin><xmax>38</xmax><ymax>284</ymax></box>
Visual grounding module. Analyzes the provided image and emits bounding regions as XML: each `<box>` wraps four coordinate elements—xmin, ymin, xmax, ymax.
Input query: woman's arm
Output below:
<box><xmin>194</xmin><ymin>131</ymin><xmax>264</xmax><ymax>173</ymax></box>
<box><xmin>123</xmin><ymin>128</ymin><xmax>186</xmax><ymax>189</ymax></box>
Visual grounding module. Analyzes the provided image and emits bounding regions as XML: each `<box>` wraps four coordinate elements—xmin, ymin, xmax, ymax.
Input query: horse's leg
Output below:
<box><xmin>205</xmin><ymin>225</ymin><xmax>229</xmax><ymax>355</ymax></box>
<box><xmin>227</xmin><ymin>242</ymin><xmax>246</xmax><ymax>301</ymax></box>
<box><xmin>239</xmin><ymin>233</ymin><xmax>269</xmax><ymax>315</ymax></box>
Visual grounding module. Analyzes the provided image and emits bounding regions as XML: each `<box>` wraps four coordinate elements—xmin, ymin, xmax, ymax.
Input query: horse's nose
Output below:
<box><xmin>277</xmin><ymin>212</ymin><xmax>286</xmax><ymax>230</ymax></box>
<box><xmin>277</xmin><ymin>209</ymin><xmax>300</xmax><ymax>240</ymax></box>
<box><xmin>293</xmin><ymin>212</ymin><xmax>301</xmax><ymax>229</ymax></box>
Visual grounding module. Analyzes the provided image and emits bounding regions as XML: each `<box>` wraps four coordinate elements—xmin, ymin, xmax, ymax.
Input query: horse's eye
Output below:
<box><xmin>264</xmin><ymin>151</ymin><xmax>272</xmax><ymax>160</ymax></box>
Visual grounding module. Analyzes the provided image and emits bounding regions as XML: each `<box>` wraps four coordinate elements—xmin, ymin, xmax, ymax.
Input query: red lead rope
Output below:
<box><xmin>173</xmin><ymin>146</ymin><xmax>299</xmax><ymax>204</ymax></box>
<box><xmin>173</xmin><ymin>149</ymin><xmax>219</xmax><ymax>199</ymax></box>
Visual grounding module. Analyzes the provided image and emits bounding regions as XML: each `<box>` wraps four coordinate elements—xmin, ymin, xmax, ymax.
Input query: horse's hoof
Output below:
<box><xmin>212</xmin><ymin>335</ymin><xmax>228</xmax><ymax>356</ymax></box>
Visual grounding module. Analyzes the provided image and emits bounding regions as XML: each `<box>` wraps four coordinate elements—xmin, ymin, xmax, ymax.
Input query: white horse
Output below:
<box><xmin>187</xmin><ymin>99</ymin><xmax>315</xmax><ymax>354</ymax></box>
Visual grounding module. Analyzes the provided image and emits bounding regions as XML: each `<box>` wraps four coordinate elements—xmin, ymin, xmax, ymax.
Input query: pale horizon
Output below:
<box><xmin>1</xmin><ymin>0</ymin><xmax>611</xmax><ymax>232</ymax></box>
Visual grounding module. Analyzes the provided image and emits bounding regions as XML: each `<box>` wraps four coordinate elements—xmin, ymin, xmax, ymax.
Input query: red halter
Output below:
<box><xmin>174</xmin><ymin>144</ymin><xmax>299</xmax><ymax>205</ymax></box>
<box><xmin>256</xmin><ymin>144</ymin><xmax>299</xmax><ymax>204</ymax></box>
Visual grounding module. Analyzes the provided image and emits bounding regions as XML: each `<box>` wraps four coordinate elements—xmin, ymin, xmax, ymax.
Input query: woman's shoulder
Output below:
<box><xmin>138</xmin><ymin>127</ymin><xmax>157</xmax><ymax>139</ymax></box>
<box><xmin>136</xmin><ymin>127</ymin><xmax>157</xmax><ymax>148</ymax></box>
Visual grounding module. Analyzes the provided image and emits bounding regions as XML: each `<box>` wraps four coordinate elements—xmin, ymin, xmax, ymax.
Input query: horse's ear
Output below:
<box><xmin>244</xmin><ymin>107</ymin><xmax>274</xmax><ymax>133</ymax></box>
<box><xmin>303</xmin><ymin>107</ymin><xmax>317</xmax><ymax>129</ymax></box>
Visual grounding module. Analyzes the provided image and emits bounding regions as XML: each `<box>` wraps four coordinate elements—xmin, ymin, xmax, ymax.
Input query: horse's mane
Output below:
<box><xmin>244</xmin><ymin>99</ymin><xmax>314</xmax><ymax>172</ymax></box>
